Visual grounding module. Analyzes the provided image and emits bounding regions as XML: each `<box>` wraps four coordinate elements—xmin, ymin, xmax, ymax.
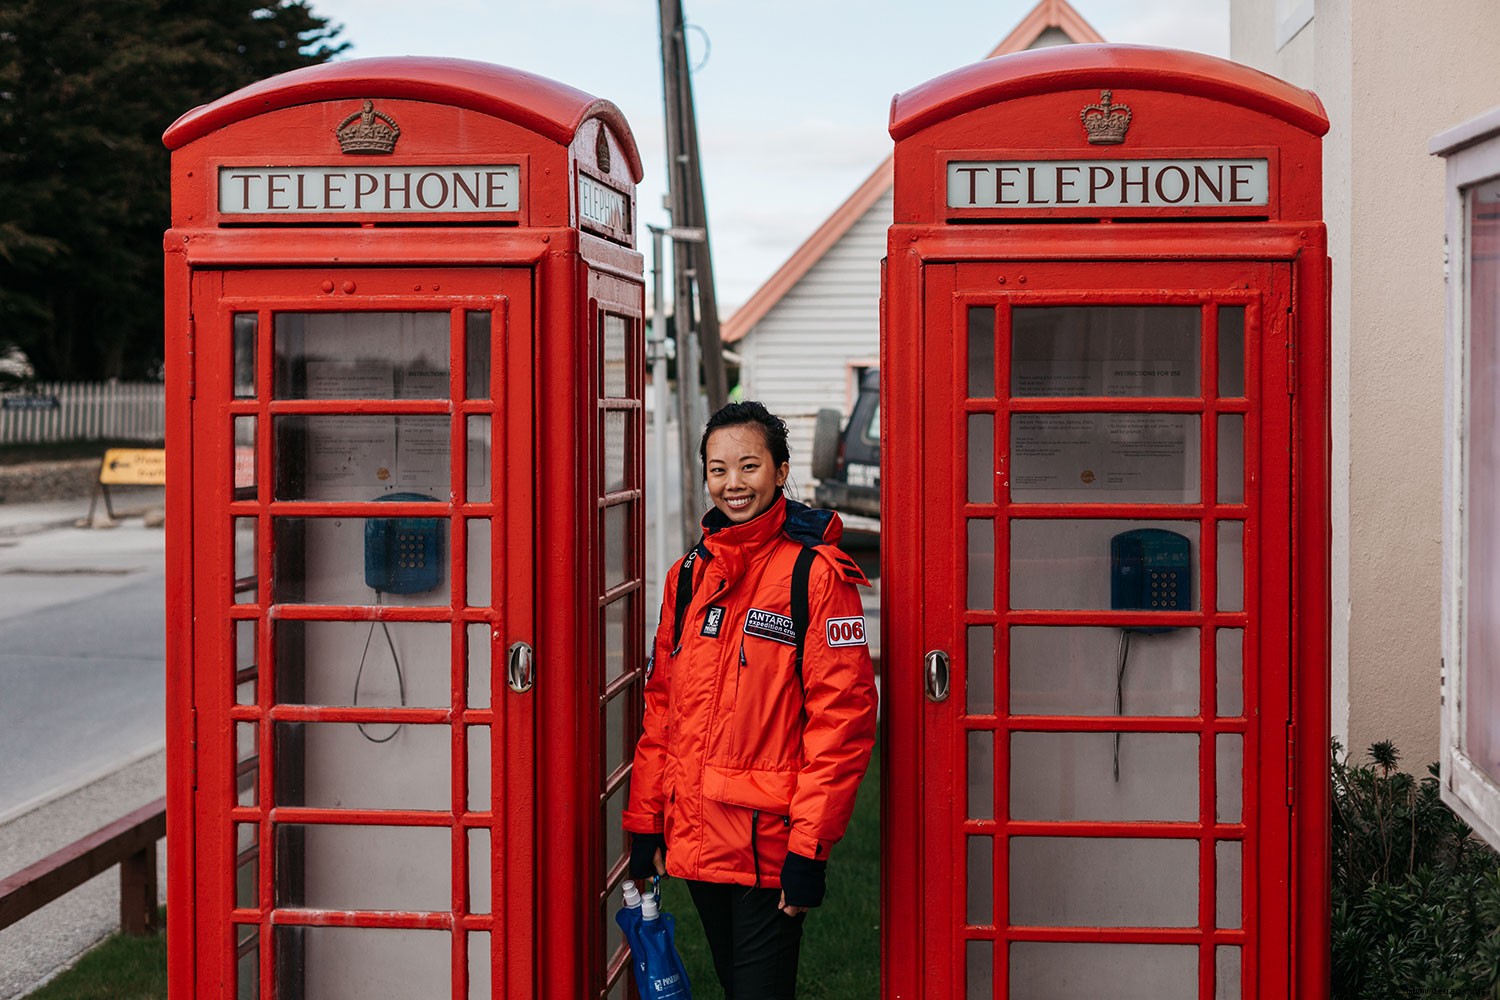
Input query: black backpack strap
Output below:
<box><xmin>790</xmin><ymin>546</ymin><xmax>817</xmax><ymax>677</ymax></box>
<box><xmin>670</xmin><ymin>549</ymin><xmax>699</xmax><ymax>649</ymax></box>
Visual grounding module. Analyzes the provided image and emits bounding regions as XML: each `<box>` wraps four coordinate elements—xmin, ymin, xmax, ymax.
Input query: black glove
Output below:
<box><xmin>779</xmin><ymin>851</ymin><xmax>827</xmax><ymax>908</ymax></box>
<box><xmin>629</xmin><ymin>832</ymin><xmax>666</xmax><ymax>880</ymax></box>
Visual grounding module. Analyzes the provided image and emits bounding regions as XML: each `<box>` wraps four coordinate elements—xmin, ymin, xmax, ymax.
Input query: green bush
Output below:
<box><xmin>1331</xmin><ymin>740</ymin><xmax>1500</xmax><ymax>999</ymax></box>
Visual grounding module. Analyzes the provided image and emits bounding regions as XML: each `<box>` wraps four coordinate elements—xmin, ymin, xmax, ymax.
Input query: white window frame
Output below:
<box><xmin>1433</xmin><ymin>107</ymin><xmax>1500</xmax><ymax>849</ymax></box>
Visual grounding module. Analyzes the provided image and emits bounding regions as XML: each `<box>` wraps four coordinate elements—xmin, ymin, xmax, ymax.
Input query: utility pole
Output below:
<box><xmin>658</xmin><ymin>0</ymin><xmax>728</xmax><ymax>539</ymax></box>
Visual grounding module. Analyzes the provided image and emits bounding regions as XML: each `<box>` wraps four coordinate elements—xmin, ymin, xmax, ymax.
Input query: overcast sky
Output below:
<box><xmin>316</xmin><ymin>0</ymin><xmax>1229</xmax><ymax>310</ymax></box>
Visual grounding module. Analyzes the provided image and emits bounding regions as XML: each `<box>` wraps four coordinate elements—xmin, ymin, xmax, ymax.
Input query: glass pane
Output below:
<box><xmin>1010</xmin><ymin>942</ymin><xmax>1197</xmax><ymax>999</ymax></box>
<box><xmin>967</xmin><ymin>626</ymin><xmax>995</xmax><ymax>715</ymax></box>
<box><xmin>275</xmin><ymin>621</ymin><xmax>450</xmax><ymax>708</ymax></box>
<box><xmin>1010</xmin><ymin>837</ymin><xmax>1197</xmax><ymax>927</ymax></box>
<box><xmin>274</xmin><ymin>416</ymin><xmax>450</xmax><ymax>502</ymax></box>
<box><xmin>468</xmin><ymin>623</ymin><xmax>491</xmax><ymax>709</ymax></box>
<box><xmin>1218</xmin><ymin>414</ymin><xmax>1244</xmax><ymax>503</ymax></box>
<box><xmin>272</xmin><ymin>722</ymin><xmax>449</xmax><ymax>810</ymax></box>
<box><xmin>1218</xmin><ymin>521</ymin><xmax>1244</xmax><ymax>612</ymax></box>
<box><xmin>274</xmin><ymin>926</ymin><xmax>448</xmax><ymax>997</ymax></box>
<box><xmin>234</xmin><ymin>313</ymin><xmax>258</xmax><ymax>398</ymax></box>
<box><xmin>604</xmin><ymin>783</ymin><xmax>627</xmax><ymax>874</ymax></box>
<box><xmin>1011</xmin><ymin>519</ymin><xmax>1199</xmax><ymax>611</ymax></box>
<box><xmin>1216</xmin><ymin>629</ymin><xmax>1244</xmax><ymax>717</ymax></box>
<box><xmin>1012</xmin><ymin>306</ymin><xmax>1200</xmax><ymax>398</ymax></box>
<box><xmin>967</xmin><ymin>939</ymin><xmax>994</xmax><ymax>999</ymax></box>
<box><xmin>274</xmin><ymin>825</ymin><xmax>448</xmax><ymax>910</ymax></box>
<box><xmin>968</xmin><ymin>414</ymin><xmax>994</xmax><ymax>503</ymax></box>
<box><xmin>1217</xmin><ymin>840</ymin><xmax>1242</xmax><ymax>929</ymax></box>
<box><xmin>467</xmin><ymin>518</ymin><xmax>491</xmax><ymax>607</ymax></box>
<box><xmin>1218</xmin><ymin>306</ymin><xmax>1245</xmax><ymax>397</ymax></box>
<box><xmin>273</xmin><ymin>311</ymin><xmax>448</xmax><ymax>399</ymax></box>
<box><xmin>604</xmin><ymin>691</ymin><xmax>627</xmax><ymax>778</ymax></box>
<box><xmin>604</xmin><ymin>409</ymin><xmax>628</xmax><ymax>494</ymax></box>
<box><xmin>1011</xmin><ymin>732</ymin><xmax>1198</xmax><ymax>821</ymax></box>
<box><xmin>968</xmin><ymin>730</ymin><xmax>994</xmax><ymax>820</ymax></box>
<box><xmin>467</xmin><ymin>416</ymin><xmax>491</xmax><ymax>503</ymax></box>
<box><xmin>236</xmin><ymin>620</ymin><xmax>257</xmax><ymax>706</ymax></box>
<box><xmin>1216</xmin><ymin>945</ymin><xmax>1242</xmax><ymax>999</ymax></box>
<box><xmin>1217</xmin><ymin>733</ymin><xmax>1244</xmax><ymax>823</ymax></box>
<box><xmin>236</xmin><ymin>722</ymin><xmax>258</xmax><ymax>806</ymax></box>
<box><xmin>468</xmin><ymin>726</ymin><xmax>490</xmax><ymax>811</ymax></box>
<box><xmin>234</xmin><ymin>518</ymin><xmax>257</xmax><ymax>603</ymax></box>
<box><xmin>1467</xmin><ymin>177</ymin><xmax>1500</xmax><ymax>786</ymax></box>
<box><xmin>235</xmin><ymin>823</ymin><xmax>258</xmax><ymax>908</ymax></box>
<box><xmin>469</xmin><ymin>931</ymin><xmax>491</xmax><ymax>1000</ymax></box>
<box><xmin>968</xmin><ymin>306</ymin><xmax>995</xmax><ymax>398</ymax></box>
<box><xmin>966</xmin><ymin>836</ymin><xmax>992</xmax><ymax>925</ymax></box>
<box><xmin>603</xmin><ymin>882</ymin><xmax>628</xmax><ymax>978</ymax></box>
<box><xmin>604</xmin><ymin>596</ymin><xmax>628</xmax><ymax>685</ymax></box>
<box><xmin>234</xmin><ymin>416</ymin><xmax>257</xmax><ymax>495</ymax></box>
<box><xmin>968</xmin><ymin>520</ymin><xmax>994</xmax><ymax>610</ymax></box>
<box><xmin>271</xmin><ymin>518</ymin><xmax>449</xmax><ymax>607</ymax></box>
<box><xmin>466</xmin><ymin>311</ymin><xmax>491</xmax><ymax>400</ymax></box>
<box><xmin>604</xmin><ymin>502</ymin><xmax>630</xmax><ymax>590</ymax></box>
<box><xmin>237</xmin><ymin>941</ymin><xmax>258</xmax><ymax>1000</ymax></box>
<box><xmin>1011</xmin><ymin>413</ymin><xmax>1200</xmax><ymax>503</ymax></box>
<box><xmin>602</xmin><ymin>314</ymin><xmax>629</xmax><ymax>397</ymax></box>
<box><xmin>469</xmin><ymin>829</ymin><xmax>491</xmax><ymax>915</ymax></box>
<box><xmin>1011</xmin><ymin>626</ymin><xmax>1199</xmax><ymax>716</ymax></box>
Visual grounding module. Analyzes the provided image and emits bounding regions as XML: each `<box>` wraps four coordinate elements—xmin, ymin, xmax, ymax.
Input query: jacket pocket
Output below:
<box><xmin>702</xmin><ymin>762</ymin><xmax>796</xmax><ymax>813</ymax></box>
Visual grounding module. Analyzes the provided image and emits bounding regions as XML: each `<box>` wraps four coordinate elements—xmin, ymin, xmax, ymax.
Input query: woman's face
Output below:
<box><xmin>704</xmin><ymin>423</ymin><xmax>788</xmax><ymax>524</ymax></box>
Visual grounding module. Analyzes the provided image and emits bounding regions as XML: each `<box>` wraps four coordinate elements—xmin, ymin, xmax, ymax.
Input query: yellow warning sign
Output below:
<box><xmin>99</xmin><ymin>448</ymin><xmax>167</xmax><ymax>486</ymax></box>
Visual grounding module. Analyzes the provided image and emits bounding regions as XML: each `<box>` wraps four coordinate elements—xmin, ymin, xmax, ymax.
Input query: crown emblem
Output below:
<box><xmin>1080</xmin><ymin>90</ymin><xmax>1132</xmax><ymax>145</ymax></box>
<box><xmin>335</xmin><ymin>100</ymin><xmax>401</xmax><ymax>155</ymax></box>
<box><xmin>596</xmin><ymin>128</ymin><xmax>612</xmax><ymax>173</ymax></box>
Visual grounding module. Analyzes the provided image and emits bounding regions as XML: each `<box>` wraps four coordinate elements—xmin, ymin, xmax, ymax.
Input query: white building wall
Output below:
<box><xmin>737</xmin><ymin>188</ymin><xmax>892</xmax><ymax>495</ymax></box>
<box><xmin>1232</xmin><ymin>0</ymin><xmax>1500</xmax><ymax>764</ymax></box>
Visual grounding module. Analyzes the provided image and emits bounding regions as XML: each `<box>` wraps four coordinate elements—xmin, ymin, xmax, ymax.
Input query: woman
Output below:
<box><xmin>623</xmin><ymin>401</ymin><xmax>878</xmax><ymax>998</ymax></box>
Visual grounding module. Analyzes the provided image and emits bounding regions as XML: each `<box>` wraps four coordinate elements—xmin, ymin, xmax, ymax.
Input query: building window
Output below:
<box><xmin>1434</xmin><ymin>110</ymin><xmax>1500</xmax><ymax>849</ymax></box>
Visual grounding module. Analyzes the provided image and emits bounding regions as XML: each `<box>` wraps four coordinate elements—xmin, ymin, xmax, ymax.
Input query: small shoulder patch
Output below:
<box><xmin>814</xmin><ymin>544</ymin><xmax>871</xmax><ymax>587</ymax></box>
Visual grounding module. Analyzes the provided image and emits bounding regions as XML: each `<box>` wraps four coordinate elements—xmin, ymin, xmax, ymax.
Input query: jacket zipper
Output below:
<box><xmin>751</xmin><ymin>809</ymin><xmax>761</xmax><ymax>887</ymax></box>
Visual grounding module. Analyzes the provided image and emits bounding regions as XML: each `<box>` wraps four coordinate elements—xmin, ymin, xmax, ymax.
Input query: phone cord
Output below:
<box><xmin>354</xmin><ymin>591</ymin><xmax>407</xmax><ymax>744</ymax></box>
<box><xmin>1113</xmin><ymin>629</ymin><xmax>1132</xmax><ymax>782</ymax></box>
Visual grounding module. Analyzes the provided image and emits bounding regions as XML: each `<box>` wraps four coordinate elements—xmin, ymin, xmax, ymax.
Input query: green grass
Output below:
<box><xmin>26</xmin><ymin>912</ymin><xmax>166</xmax><ymax>1000</ymax></box>
<box><xmin>660</xmin><ymin>743</ymin><xmax>881</xmax><ymax>998</ymax></box>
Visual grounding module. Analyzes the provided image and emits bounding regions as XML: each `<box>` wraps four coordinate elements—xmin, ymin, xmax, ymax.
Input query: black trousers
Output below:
<box><xmin>685</xmin><ymin>880</ymin><xmax>806</xmax><ymax>999</ymax></box>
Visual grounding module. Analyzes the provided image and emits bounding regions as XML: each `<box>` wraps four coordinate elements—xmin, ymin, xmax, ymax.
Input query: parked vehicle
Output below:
<box><xmin>811</xmin><ymin>368</ymin><xmax>880</xmax><ymax>520</ymax></box>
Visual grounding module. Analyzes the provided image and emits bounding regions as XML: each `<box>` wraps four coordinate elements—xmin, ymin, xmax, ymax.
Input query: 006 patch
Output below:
<box><xmin>825</xmin><ymin>616</ymin><xmax>867</xmax><ymax>647</ymax></box>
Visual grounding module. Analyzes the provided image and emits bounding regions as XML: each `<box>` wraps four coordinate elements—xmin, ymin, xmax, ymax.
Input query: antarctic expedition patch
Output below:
<box><xmin>743</xmin><ymin>608</ymin><xmax>797</xmax><ymax>645</ymax></box>
<box><xmin>700</xmin><ymin>605</ymin><xmax>727</xmax><ymax>638</ymax></box>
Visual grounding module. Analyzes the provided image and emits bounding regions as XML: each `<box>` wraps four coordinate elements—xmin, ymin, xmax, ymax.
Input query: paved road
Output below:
<box><xmin>0</xmin><ymin>518</ymin><xmax>166</xmax><ymax>820</ymax></box>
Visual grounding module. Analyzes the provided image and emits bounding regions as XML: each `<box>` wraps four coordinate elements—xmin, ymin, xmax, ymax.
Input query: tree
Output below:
<box><xmin>0</xmin><ymin>0</ymin><xmax>347</xmax><ymax>380</ymax></box>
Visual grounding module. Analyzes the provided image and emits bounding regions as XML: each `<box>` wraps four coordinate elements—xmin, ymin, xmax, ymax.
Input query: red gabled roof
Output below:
<box><xmin>722</xmin><ymin>0</ymin><xmax>1104</xmax><ymax>343</ymax></box>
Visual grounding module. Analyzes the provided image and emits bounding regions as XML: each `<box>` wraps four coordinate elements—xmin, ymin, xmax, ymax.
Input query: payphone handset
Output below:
<box><xmin>364</xmin><ymin>492</ymin><xmax>444</xmax><ymax>594</ymax></box>
<box><xmin>1108</xmin><ymin>527</ymin><xmax>1191</xmax><ymax>781</ymax></box>
<box><xmin>1110</xmin><ymin>528</ymin><xmax>1191</xmax><ymax>633</ymax></box>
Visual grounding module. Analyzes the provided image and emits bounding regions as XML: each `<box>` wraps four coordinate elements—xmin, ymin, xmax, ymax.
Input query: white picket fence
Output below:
<box><xmin>0</xmin><ymin>382</ymin><xmax>165</xmax><ymax>444</ymax></box>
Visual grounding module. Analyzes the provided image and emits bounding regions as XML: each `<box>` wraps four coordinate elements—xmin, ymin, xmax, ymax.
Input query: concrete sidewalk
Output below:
<box><xmin>0</xmin><ymin>487</ymin><xmax>164</xmax><ymax>539</ymax></box>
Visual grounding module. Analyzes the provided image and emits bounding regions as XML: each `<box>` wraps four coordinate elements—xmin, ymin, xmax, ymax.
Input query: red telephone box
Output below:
<box><xmin>880</xmin><ymin>46</ymin><xmax>1330</xmax><ymax>998</ymax></box>
<box><xmin>163</xmin><ymin>58</ymin><xmax>646</xmax><ymax>999</ymax></box>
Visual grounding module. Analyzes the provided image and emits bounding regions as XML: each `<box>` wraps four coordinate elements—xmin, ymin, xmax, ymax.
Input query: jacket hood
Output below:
<box><xmin>698</xmin><ymin>493</ymin><xmax>843</xmax><ymax>554</ymax></box>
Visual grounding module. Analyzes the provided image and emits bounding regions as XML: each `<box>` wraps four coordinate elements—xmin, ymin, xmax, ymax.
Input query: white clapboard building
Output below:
<box><xmin>721</xmin><ymin>0</ymin><xmax>1105</xmax><ymax>493</ymax></box>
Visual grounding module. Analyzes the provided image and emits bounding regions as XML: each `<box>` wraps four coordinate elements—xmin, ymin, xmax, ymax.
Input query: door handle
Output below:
<box><xmin>507</xmin><ymin>641</ymin><xmax>534</xmax><ymax>693</ymax></box>
<box><xmin>925</xmin><ymin>649</ymin><xmax>950</xmax><ymax>703</ymax></box>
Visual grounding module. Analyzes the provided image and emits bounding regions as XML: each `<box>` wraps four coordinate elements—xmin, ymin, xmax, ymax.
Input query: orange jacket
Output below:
<box><xmin>623</xmin><ymin>496</ymin><xmax>878</xmax><ymax>888</ymax></box>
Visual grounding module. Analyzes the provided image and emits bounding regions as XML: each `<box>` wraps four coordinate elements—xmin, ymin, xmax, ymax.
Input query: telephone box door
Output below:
<box><xmin>189</xmin><ymin>265</ymin><xmax>535</xmax><ymax>998</ymax></box>
<box><xmin>915</xmin><ymin>259</ymin><xmax>1293</xmax><ymax>999</ymax></box>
